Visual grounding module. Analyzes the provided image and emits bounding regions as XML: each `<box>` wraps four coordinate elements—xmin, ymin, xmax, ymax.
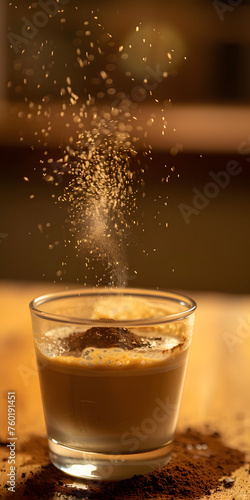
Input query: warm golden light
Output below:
<box><xmin>119</xmin><ymin>24</ymin><xmax>186</xmax><ymax>78</ymax></box>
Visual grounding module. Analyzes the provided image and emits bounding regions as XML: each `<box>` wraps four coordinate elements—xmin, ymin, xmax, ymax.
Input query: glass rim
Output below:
<box><xmin>29</xmin><ymin>288</ymin><xmax>197</xmax><ymax>327</ymax></box>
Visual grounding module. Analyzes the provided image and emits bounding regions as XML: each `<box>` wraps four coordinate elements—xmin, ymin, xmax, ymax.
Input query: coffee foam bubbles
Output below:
<box><xmin>36</xmin><ymin>323</ymin><xmax>188</xmax><ymax>373</ymax></box>
<box><xmin>35</xmin><ymin>295</ymin><xmax>191</xmax><ymax>366</ymax></box>
<box><xmin>79</xmin><ymin>336</ymin><xmax>180</xmax><ymax>367</ymax></box>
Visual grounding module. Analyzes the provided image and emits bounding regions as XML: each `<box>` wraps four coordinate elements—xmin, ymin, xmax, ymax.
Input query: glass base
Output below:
<box><xmin>48</xmin><ymin>438</ymin><xmax>173</xmax><ymax>481</ymax></box>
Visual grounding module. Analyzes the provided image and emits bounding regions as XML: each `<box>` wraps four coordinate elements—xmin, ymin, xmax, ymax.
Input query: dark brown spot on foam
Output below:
<box><xmin>60</xmin><ymin>326</ymin><xmax>150</xmax><ymax>356</ymax></box>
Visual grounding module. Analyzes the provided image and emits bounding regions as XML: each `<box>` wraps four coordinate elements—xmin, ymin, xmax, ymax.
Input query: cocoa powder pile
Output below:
<box><xmin>60</xmin><ymin>326</ymin><xmax>150</xmax><ymax>355</ymax></box>
<box><xmin>5</xmin><ymin>429</ymin><xmax>246</xmax><ymax>499</ymax></box>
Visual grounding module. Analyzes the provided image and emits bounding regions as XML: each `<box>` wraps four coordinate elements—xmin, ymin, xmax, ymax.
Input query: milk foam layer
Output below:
<box><xmin>36</xmin><ymin>294</ymin><xmax>191</xmax><ymax>369</ymax></box>
<box><xmin>37</xmin><ymin>324</ymin><xmax>188</xmax><ymax>371</ymax></box>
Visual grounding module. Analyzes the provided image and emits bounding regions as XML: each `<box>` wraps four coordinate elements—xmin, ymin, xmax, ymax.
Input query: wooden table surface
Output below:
<box><xmin>0</xmin><ymin>281</ymin><xmax>249</xmax><ymax>499</ymax></box>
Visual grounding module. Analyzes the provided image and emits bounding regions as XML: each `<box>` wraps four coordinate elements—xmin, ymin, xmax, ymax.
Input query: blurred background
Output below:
<box><xmin>0</xmin><ymin>0</ymin><xmax>250</xmax><ymax>293</ymax></box>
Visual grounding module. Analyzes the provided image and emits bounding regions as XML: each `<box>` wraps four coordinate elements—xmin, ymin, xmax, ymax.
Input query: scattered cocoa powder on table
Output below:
<box><xmin>7</xmin><ymin>428</ymin><xmax>245</xmax><ymax>499</ymax></box>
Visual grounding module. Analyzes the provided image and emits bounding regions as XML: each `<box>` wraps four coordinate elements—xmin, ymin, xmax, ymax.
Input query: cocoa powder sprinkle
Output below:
<box><xmin>60</xmin><ymin>326</ymin><xmax>150</xmax><ymax>355</ymax></box>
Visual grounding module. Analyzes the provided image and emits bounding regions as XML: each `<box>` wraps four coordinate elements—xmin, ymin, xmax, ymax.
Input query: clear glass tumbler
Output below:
<box><xmin>30</xmin><ymin>288</ymin><xmax>196</xmax><ymax>480</ymax></box>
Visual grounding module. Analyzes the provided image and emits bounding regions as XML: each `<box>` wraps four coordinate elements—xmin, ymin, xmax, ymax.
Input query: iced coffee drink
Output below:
<box><xmin>30</xmin><ymin>289</ymin><xmax>196</xmax><ymax>480</ymax></box>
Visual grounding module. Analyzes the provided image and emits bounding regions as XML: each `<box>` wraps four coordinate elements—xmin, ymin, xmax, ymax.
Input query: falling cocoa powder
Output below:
<box><xmin>60</xmin><ymin>326</ymin><xmax>150</xmax><ymax>355</ymax></box>
<box><xmin>4</xmin><ymin>429</ymin><xmax>246</xmax><ymax>499</ymax></box>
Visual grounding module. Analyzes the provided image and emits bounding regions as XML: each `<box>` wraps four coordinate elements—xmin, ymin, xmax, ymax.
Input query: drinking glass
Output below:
<box><xmin>30</xmin><ymin>288</ymin><xmax>196</xmax><ymax>480</ymax></box>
